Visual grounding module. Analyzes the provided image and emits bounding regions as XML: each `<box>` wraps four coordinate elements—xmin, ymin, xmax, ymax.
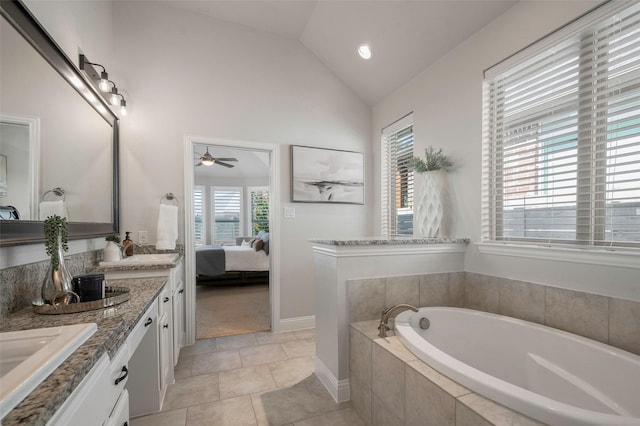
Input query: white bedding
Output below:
<box><xmin>223</xmin><ymin>246</ymin><xmax>270</xmax><ymax>271</ymax></box>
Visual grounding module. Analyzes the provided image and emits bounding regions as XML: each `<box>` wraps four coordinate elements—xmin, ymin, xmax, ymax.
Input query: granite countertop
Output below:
<box><xmin>309</xmin><ymin>237</ymin><xmax>470</xmax><ymax>246</ymax></box>
<box><xmin>0</xmin><ymin>277</ymin><xmax>166</xmax><ymax>426</ymax></box>
<box><xmin>92</xmin><ymin>253</ymin><xmax>183</xmax><ymax>273</ymax></box>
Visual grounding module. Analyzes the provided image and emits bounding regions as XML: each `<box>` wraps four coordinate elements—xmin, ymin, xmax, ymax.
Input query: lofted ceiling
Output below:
<box><xmin>161</xmin><ymin>0</ymin><xmax>517</xmax><ymax>105</ymax></box>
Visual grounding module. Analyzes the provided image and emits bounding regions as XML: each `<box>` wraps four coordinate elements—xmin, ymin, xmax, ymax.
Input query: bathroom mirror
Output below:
<box><xmin>0</xmin><ymin>0</ymin><xmax>119</xmax><ymax>245</ymax></box>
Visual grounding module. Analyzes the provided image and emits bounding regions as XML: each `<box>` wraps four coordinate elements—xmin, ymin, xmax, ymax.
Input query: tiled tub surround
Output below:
<box><xmin>347</xmin><ymin>272</ymin><xmax>640</xmax><ymax>356</ymax></box>
<box><xmin>349</xmin><ymin>321</ymin><xmax>545</xmax><ymax>426</ymax></box>
<box><xmin>0</xmin><ymin>277</ymin><xmax>166</xmax><ymax>425</ymax></box>
<box><xmin>347</xmin><ymin>272</ymin><xmax>640</xmax><ymax>425</ymax></box>
<box><xmin>311</xmin><ymin>238</ymin><xmax>469</xmax><ymax>403</ymax></box>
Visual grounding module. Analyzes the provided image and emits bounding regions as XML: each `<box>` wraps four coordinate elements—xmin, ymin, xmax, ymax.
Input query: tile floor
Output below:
<box><xmin>130</xmin><ymin>329</ymin><xmax>364</xmax><ymax>426</ymax></box>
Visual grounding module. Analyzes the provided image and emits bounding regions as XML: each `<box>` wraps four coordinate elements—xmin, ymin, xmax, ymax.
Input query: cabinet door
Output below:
<box><xmin>105</xmin><ymin>389</ymin><xmax>129</xmax><ymax>426</ymax></box>
<box><xmin>172</xmin><ymin>284</ymin><xmax>185</xmax><ymax>365</ymax></box>
<box><xmin>158</xmin><ymin>309</ymin><xmax>173</xmax><ymax>400</ymax></box>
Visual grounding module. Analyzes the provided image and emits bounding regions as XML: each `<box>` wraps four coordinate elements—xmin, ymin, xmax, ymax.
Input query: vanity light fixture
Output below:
<box><xmin>358</xmin><ymin>43</ymin><xmax>372</xmax><ymax>60</ymax></box>
<box><xmin>109</xmin><ymin>87</ymin><xmax>120</xmax><ymax>106</ymax></box>
<box><xmin>78</xmin><ymin>53</ymin><xmax>129</xmax><ymax>118</ymax></box>
<box><xmin>79</xmin><ymin>54</ymin><xmax>110</xmax><ymax>92</ymax></box>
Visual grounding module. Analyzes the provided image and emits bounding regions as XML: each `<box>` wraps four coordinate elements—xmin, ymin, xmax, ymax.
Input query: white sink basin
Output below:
<box><xmin>99</xmin><ymin>253</ymin><xmax>179</xmax><ymax>267</ymax></box>
<box><xmin>0</xmin><ymin>323</ymin><xmax>97</xmax><ymax>417</ymax></box>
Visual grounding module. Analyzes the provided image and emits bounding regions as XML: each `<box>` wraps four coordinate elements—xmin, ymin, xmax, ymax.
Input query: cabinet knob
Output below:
<box><xmin>179</xmin><ymin>289</ymin><xmax>184</xmax><ymax>294</ymax></box>
<box><xmin>144</xmin><ymin>317</ymin><xmax>153</xmax><ymax>327</ymax></box>
<box><xmin>114</xmin><ymin>365</ymin><xmax>128</xmax><ymax>385</ymax></box>
<box><xmin>163</xmin><ymin>297</ymin><xmax>170</xmax><ymax>303</ymax></box>
<box><xmin>163</xmin><ymin>324</ymin><xmax>169</xmax><ymax>329</ymax></box>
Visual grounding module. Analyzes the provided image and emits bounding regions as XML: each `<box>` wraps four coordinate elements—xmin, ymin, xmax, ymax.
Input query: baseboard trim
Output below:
<box><xmin>278</xmin><ymin>315</ymin><xmax>315</xmax><ymax>332</ymax></box>
<box><xmin>314</xmin><ymin>356</ymin><xmax>350</xmax><ymax>403</ymax></box>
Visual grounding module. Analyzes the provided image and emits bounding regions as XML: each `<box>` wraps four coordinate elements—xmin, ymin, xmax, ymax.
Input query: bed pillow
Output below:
<box><xmin>241</xmin><ymin>239</ymin><xmax>251</xmax><ymax>247</ymax></box>
<box><xmin>260</xmin><ymin>232</ymin><xmax>270</xmax><ymax>255</ymax></box>
<box><xmin>251</xmin><ymin>238</ymin><xmax>264</xmax><ymax>251</ymax></box>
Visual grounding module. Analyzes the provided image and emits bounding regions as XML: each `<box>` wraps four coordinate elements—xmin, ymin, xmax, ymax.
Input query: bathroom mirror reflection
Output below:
<box><xmin>0</xmin><ymin>1</ymin><xmax>119</xmax><ymax>245</ymax></box>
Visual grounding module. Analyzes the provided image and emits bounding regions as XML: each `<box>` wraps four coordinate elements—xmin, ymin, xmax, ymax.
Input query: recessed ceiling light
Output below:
<box><xmin>358</xmin><ymin>44</ymin><xmax>372</xmax><ymax>60</ymax></box>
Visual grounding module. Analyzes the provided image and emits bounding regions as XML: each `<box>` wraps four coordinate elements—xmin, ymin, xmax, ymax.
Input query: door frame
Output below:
<box><xmin>183</xmin><ymin>135</ymin><xmax>281</xmax><ymax>344</ymax></box>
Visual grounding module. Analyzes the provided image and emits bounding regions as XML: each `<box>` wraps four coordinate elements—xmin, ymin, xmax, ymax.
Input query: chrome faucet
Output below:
<box><xmin>378</xmin><ymin>304</ymin><xmax>419</xmax><ymax>338</ymax></box>
<box><xmin>121</xmin><ymin>243</ymin><xmax>144</xmax><ymax>258</ymax></box>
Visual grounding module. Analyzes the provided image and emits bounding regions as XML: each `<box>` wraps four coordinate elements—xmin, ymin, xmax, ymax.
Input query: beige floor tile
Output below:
<box><xmin>131</xmin><ymin>408</ymin><xmax>187</xmax><ymax>426</ymax></box>
<box><xmin>180</xmin><ymin>338</ymin><xmax>217</xmax><ymax>357</ymax></box>
<box><xmin>255</xmin><ymin>331</ymin><xmax>299</xmax><ymax>345</ymax></box>
<box><xmin>174</xmin><ymin>354</ymin><xmax>194</xmax><ymax>379</ymax></box>
<box><xmin>186</xmin><ymin>395</ymin><xmax>258</xmax><ymax>426</ymax></box>
<box><xmin>293</xmin><ymin>329</ymin><xmax>316</xmax><ymax>340</ymax></box>
<box><xmin>251</xmin><ymin>375</ymin><xmax>349</xmax><ymax>426</ymax></box>
<box><xmin>293</xmin><ymin>408</ymin><xmax>364</xmax><ymax>426</ymax></box>
<box><xmin>219</xmin><ymin>364</ymin><xmax>277</xmax><ymax>400</ymax></box>
<box><xmin>240</xmin><ymin>343</ymin><xmax>288</xmax><ymax>367</ymax></box>
<box><xmin>216</xmin><ymin>333</ymin><xmax>259</xmax><ymax>351</ymax></box>
<box><xmin>192</xmin><ymin>349</ymin><xmax>242</xmax><ymax>375</ymax></box>
<box><xmin>268</xmin><ymin>356</ymin><xmax>315</xmax><ymax>388</ymax></box>
<box><xmin>281</xmin><ymin>338</ymin><xmax>315</xmax><ymax>359</ymax></box>
<box><xmin>162</xmin><ymin>373</ymin><xmax>220</xmax><ymax>412</ymax></box>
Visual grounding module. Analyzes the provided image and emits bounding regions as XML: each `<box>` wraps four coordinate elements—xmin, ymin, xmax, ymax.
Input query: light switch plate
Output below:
<box><xmin>138</xmin><ymin>230</ymin><xmax>148</xmax><ymax>244</ymax></box>
<box><xmin>284</xmin><ymin>207</ymin><xmax>296</xmax><ymax>218</ymax></box>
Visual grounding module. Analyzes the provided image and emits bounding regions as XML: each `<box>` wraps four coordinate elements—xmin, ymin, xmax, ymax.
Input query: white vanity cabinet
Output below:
<box><xmin>103</xmin><ymin>256</ymin><xmax>184</xmax><ymax>417</ymax></box>
<box><xmin>47</xmin><ymin>338</ymin><xmax>130</xmax><ymax>426</ymax></box>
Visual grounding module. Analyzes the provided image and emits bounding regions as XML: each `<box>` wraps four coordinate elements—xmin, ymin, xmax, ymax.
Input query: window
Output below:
<box><xmin>247</xmin><ymin>186</ymin><xmax>269</xmax><ymax>236</ymax></box>
<box><xmin>381</xmin><ymin>113</ymin><xmax>414</xmax><ymax>236</ymax></box>
<box><xmin>483</xmin><ymin>2</ymin><xmax>640</xmax><ymax>248</ymax></box>
<box><xmin>193</xmin><ymin>185</ymin><xmax>206</xmax><ymax>246</ymax></box>
<box><xmin>211</xmin><ymin>186</ymin><xmax>243</xmax><ymax>244</ymax></box>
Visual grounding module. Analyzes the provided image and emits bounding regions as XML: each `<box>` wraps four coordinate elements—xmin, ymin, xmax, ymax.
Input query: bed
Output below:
<box><xmin>196</xmin><ymin>233</ymin><xmax>270</xmax><ymax>286</ymax></box>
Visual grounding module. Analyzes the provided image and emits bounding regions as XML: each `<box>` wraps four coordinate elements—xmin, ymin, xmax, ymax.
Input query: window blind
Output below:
<box><xmin>193</xmin><ymin>185</ymin><xmax>206</xmax><ymax>246</ymax></box>
<box><xmin>248</xmin><ymin>187</ymin><xmax>269</xmax><ymax>236</ymax></box>
<box><xmin>381</xmin><ymin>114</ymin><xmax>414</xmax><ymax>237</ymax></box>
<box><xmin>212</xmin><ymin>187</ymin><xmax>242</xmax><ymax>244</ymax></box>
<box><xmin>483</xmin><ymin>1</ymin><xmax>640</xmax><ymax>247</ymax></box>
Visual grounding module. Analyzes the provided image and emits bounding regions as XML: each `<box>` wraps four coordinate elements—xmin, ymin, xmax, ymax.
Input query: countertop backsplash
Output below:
<box><xmin>0</xmin><ymin>244</ymin><xmax>183</xmax><ymax>319</ymax></box>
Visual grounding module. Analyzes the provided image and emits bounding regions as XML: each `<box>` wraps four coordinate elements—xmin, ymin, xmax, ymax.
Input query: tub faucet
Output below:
<box><xmin>378</xmin><ymin>304</ymin><xmax>419</xmax><ymax>338</ymax></box>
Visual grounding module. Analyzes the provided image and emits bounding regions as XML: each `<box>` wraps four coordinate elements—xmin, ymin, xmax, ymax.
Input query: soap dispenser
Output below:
<box><xmin>123</xmin><ymin>231</ymin><xmax>134</xmax><ymax>257</ymax></box>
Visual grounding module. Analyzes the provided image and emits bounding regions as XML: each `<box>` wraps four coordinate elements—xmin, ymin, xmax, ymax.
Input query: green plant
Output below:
<box><xmin>411</xmin><ymin>146</ymin><xmax>453</xmax><ymax>172</ymax></box>
<box><xmin>105</xmin><ymin>234</ymin><xmax>121</xmax><ymax>243</ymax></box>
<box><xmin>43</xmin><ymin>215</ymin><xmax>68</xmax><ymax>271</ymax></box>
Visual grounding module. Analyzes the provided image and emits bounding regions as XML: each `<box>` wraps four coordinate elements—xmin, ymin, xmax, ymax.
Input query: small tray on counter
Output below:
<box><xmin>33</xmin><ymin>286</ymin><xmax>130</xmax><ymax>315</ymax></box>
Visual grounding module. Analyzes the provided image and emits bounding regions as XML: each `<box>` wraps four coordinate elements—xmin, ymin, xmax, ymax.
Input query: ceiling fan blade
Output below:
<box><xmin>214</xmin><ymin>160</ymin><xmax>235</xmax><ymax>168</ymax></box>
<box><xmin>214</xmin><ymin>158</ymin><xmax>238</xmax><ymax>162</ymax></box>
<box><xmin>195</xmin><ymin>162</ymin><xmax>203</xmax><ymax>167</ymax></box>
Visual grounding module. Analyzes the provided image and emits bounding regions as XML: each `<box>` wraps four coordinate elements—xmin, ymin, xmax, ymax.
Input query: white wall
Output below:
<box><xmin>112</xmin><ymin>2</ymin><xmax>372</xmax><ymax>319</ymax></box>
<box><xmin>373</xmin><ymin>1</ymin><xmax>640</xmax><ymax>302</ymax></box>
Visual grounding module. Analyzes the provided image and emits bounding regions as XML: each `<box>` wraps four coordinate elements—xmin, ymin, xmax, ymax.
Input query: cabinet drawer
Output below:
<box><xmin>107</xmin><ymin>342</ymin><xmax>129</xmax><ymax>408</ymax></box>
<box><xmin>129</xmin><ymin>298</ymin><xmax>158</xmax><ymax>354</ymax></box>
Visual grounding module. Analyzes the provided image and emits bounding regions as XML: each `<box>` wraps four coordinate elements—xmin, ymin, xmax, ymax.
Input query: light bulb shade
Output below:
<box><xmin>110</xmin><ymin>93</ymin><xmax>119</xmax><ymax>106</ymax></box>
<box><xmin>120</xmin><ymin>99</ymin><xmax>127</xmax><ymax>116</ymax></box>
<box><xmin>201</xmin><ymin>159</ymin><xmax>214</xmax><ymax>166</ymax></box>
<box><xmin>99</xmin><ymin>71</ymin><xmax>110</xmax><ymax>91</ymax></box>
<box><xmin>358</xmin><ymin>44</ymin><xmax>372</xmax><ymax>59</ymax></box>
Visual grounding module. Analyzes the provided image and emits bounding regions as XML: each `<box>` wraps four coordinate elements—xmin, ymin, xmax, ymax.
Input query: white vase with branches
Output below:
<box><xmin>411</xmin><ymin>147</ymin><xmax>453</xmax><ymax>238</ymax></box>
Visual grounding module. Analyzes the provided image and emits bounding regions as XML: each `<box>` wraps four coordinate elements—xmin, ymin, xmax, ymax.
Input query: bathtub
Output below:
<box><xmin>394</xmin><ymin>307</ymin><xmax>640</xmax><ymax>426</ymax></box>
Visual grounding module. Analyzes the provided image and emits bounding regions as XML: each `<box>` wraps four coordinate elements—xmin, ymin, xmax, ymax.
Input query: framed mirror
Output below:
<box><xmin>0</xmin><ymin>0</ymin><xmax>119</xmax><ymax>245</ymax></box>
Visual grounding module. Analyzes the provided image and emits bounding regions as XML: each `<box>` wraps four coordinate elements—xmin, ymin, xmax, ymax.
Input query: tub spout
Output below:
<box><xmin>378</xmin><ymin>304</ymin><xmax>419</xmax><ymax>338</ymax></box>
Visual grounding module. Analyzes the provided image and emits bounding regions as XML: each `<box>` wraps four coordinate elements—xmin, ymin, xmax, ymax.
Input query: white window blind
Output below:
<box><xmin>193</xmin><ymin>185</ymin><xmax>206</xmax><ymax>246</ymax></box>
<box><xmin>483</xmin><ymin>1</ymin><xmax>640</xmax><ymax>248</ymax></box>
<box><xmin>248</xmin><ymin>186</ymin><xmax>269</xmax><ymax>236</ymax></box>
<box><xmin>381</xmin><ymin>114</ymin><xmax>414</xmax><ymax>237</ymax></box>
<box><xmin>212</xmin><ymin>186</ymin><xmax>243</xmax><ymax>244</ymax></box>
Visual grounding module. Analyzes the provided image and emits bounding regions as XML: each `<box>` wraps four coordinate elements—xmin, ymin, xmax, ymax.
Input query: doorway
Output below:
<box><xmin>183</xmin><ymin>137</ymin><xmax>280</xmax><ymax>345</ymax></box>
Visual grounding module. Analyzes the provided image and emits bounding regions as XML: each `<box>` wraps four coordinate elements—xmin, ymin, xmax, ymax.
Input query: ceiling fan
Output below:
<box><xmin>195</xmin><ymin>147</ymin><xmax>238</xmax><ymax>168</ymax></box>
